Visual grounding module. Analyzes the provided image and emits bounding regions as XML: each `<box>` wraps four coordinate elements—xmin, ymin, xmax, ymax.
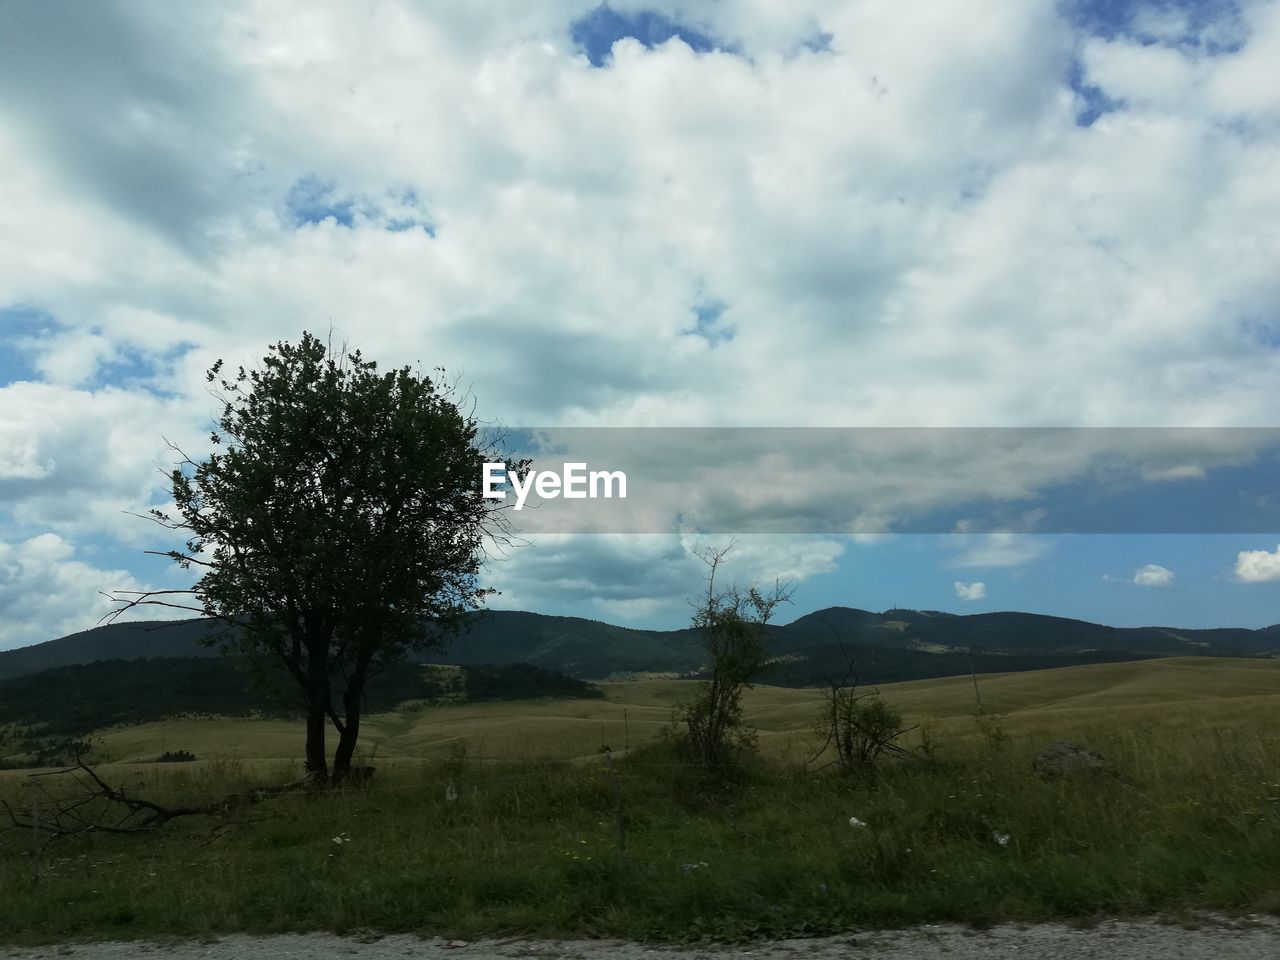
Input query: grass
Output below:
<box><xmin>6</xmin><ymin>655</ymin><xmax>1277</xmax><ymax>769</ymax></box>
<box><xmin>1</xmin><ymin>657</ymin><xmax>1279</xmax><ymax>944</ymax></box>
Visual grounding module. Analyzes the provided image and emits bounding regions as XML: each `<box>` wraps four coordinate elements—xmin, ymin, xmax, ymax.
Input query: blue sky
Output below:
<box><xmin>2</xmin><ymin>0</ymin><xmax>1280</xmax><ymax>648</ymax></box>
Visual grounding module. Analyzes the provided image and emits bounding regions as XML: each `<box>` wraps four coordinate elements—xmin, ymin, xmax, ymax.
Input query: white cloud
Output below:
<box><xmin>948</xmin><ymin>533</ymin><xmax>1051</xmax><ymax>569</ymax></box>
<box><xmin>595</xmin><ymin>597</ymin><xmax>672</xmax><ymax>621</ymax></box>
<box><xmin>0</xmin><ymin>534</ymin><xmax>162</xmax><ymax>650</ymax></box>
<box><xmin>1133</xmin><ymin>563</ymin><xmax>1174</xmax><ymax>587</ymax></box>
<box><xmin>0</xmin><ymin>381</ymin><xmax>207</xmax><ymax>545</ymax></box>
<box><xmin>954</xmin><ymin>581</ymin><xmax>986</xmax><ymax>601</ymax></box>
<box><xmin>1128</xmin><ymin>7</ymin><xmax>1193</xmax><ymax>45</ymax></box>
<box><xmin>2</xmin><ymin>1</ymin><xmax>1280</xmax><ymax>639</ymax></box>
<box><xmin>3</xmin><ymin>0</ymin><xmax>1278</xmax><ymax>431</ymax></box>
<box><xmin>1235</xmin><ymin>545</ymin><xmax>1280</xmax><ymax>583</ymax></box>
<box><xmin>482</xmin><ymin>532</ymin><xmax>844</xmax><ymax>622</ymax></box>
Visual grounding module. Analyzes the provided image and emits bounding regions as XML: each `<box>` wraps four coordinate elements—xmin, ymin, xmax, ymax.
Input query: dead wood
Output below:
<box><xmin>1</xmin><ymin>760</ymin><xmax>318</xmax><ymax>843</ymax></box>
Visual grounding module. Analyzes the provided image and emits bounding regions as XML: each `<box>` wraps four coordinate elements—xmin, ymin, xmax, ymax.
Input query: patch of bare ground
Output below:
<box><xmin>4</xmin><ymin>916</ymin><xmax>1280</xmax><ymax>960</ymax></box>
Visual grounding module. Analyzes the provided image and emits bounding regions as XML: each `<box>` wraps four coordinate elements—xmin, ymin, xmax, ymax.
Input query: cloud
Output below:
<box><xmin>954</xmin><ymin>581</ymin><xmax>986</xmax><ymax>601</ymax></box>
<box><xmin>4</xmin><ymin>0</ymin><xmax>1278</xmax><ymax>432</ymax></box>
<box><xmin>1235</xmin><ymin>544</ymin><xmax>1280</xmax><ymax>583</ymax></box>
<box><xmin>0</xmin><ymin>533</ymin><xmax>162</xmax><ymax>650</ymax></box>
<box><xmin>0</xmin><ymin>381</ymin><xmax>207</xmax><ymax>545</ymax></box>
<box><xmin>947</xmin><ymin>533</ymin><xmax>1051</xmax><ymax>569</ymax></box>
<box><xmin>482</xmin><ymin>532</ymin><xmax>844</xmax><ymax>623</ymax></box>
<box><xmin>1133</xmin><ymin>563</ymin><xmax>1174</xmax><ymax>587</ymax></box>
<box><xmin>0</xmin><ymin>2</ymin><xmax>256</xmax><ymax>253</ymax></box>
<box><xmin>3</xmin><ymin>1</ymin><xmax>1280</xmax><ymax>639</ymax></box>
<box><xmin>484</xmin><ymin>427</ymin><xmax>1278</xmax><ymax>537</ymax></box>
<box><xmin>594</xmin><ymin>596</ymin><xmax>674</xmax><ymax>621</ymax></box>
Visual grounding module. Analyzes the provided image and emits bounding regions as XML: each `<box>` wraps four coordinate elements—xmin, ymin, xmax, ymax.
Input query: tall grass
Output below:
<box><xmin>2</xmin><ymin>715</ymin><xmax>1279</xmax><ymax>944</ymax></box>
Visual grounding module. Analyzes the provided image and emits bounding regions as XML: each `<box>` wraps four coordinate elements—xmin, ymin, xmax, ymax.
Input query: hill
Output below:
<box><xmin>3</xmin><ymin>606</ymin><xmax>1279</xmax><ymax>689</ymax></box>
<box><xmin>0</xmin><ymin>618</ymin><xmax>228</xmax><ymax>680</ymax></box>
<box><xmin>775</xmin><ymin>606</ymin><xmax>1280</xmax><ymax>658</ymax></box>
<box><xmin>0</xmin><ymin>613</ymin><xmax>708</xmax><ymax>682</ymax></box>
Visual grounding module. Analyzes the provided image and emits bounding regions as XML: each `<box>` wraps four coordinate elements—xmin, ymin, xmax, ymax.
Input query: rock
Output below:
<box><xmin>1032</xmin><ymin>741</ymin><xmax>1109</xmax><ymax>779</ymax></box>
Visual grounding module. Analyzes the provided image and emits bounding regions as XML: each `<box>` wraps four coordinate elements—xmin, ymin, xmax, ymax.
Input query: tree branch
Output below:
<box><xmin>1</xmin><ymin>761</ymin><xmax>318</xmax><ymax>843</ymax></box>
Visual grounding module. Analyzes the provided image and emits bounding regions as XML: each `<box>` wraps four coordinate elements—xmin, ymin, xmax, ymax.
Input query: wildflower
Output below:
<box><xmin>848</xmin><ymin>816</ymin><xmax>867</xmax><ymax>828</ymax></box>
<box><xmin>992</xmin><ymin>831</ymin><xmax>1010</xmax><ymax>847</ymax></box>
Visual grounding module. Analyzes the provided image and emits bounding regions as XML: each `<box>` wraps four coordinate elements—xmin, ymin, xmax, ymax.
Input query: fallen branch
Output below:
<box><xmin>1</xmin><ymin>760</ymin><xmax>317</xmax><ymax>843</ymax></box>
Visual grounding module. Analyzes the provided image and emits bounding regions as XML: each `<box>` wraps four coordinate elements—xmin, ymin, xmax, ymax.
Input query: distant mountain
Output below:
<box><xmin>3</xmin><ymin>607</ymin><xmax>1279</xmax><ymax>687</ymax></box>
<box><xmin>0</xmin><ymin>619</ymin><xmax>228</xmax><ymax>681</ymax></box>
<box><xmin>419</xmin><ymin>610</ymin><xmax>709</xmax><ymax>678</ymax></box>
<box><xmin>0</xmin><ymin>612</ymin><xmax>707</xmax><ymax>683</ymax></box>
<box><xmin>775</xmin><ymin>607</ymin><xmax>1280</xmax><ymax>659</ymax></box>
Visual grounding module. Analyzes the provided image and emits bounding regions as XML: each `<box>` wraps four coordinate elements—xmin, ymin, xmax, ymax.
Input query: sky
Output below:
<box><xmin>2</xmin><ymin>0</ymin><xmax>1280</xmax><ymax>649</ymax></box>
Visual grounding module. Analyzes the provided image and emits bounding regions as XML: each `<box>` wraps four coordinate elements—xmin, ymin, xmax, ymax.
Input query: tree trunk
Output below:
<box><xmin>304</xmin><ymin>655</ymin><xmax>331</xmax><ymax>781</ymax></box>
<box><xmin>331</xmin><ymin>693</ymin><xmax>361</xmax><ymax>780</ymax></box>
<box><xmin>331</xmin><ymin>669</ymin><xmax>366</xmax><ymax>780</ymax></box>
<box><xmin>304</xmin><ymin>699</ymin><xmax>328</xmax><ymax>780</ymax></box>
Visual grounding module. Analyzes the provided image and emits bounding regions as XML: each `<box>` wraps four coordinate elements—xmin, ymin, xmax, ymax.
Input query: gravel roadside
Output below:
<box><xmin>4</xmin><ymin>917</ymin><xmax>1279</xmax><ymax>960</ymax></box>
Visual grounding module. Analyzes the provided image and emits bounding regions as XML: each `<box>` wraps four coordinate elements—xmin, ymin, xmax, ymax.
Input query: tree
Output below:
<box><xmin>111</xmin><ymin>332</ymin><xmax>526</xmax><ymax>782</ymax></box>
<box><xmin>680</xmin><ymin>544</ymin><xmax>793</xmax><ymax>769</ymax></box>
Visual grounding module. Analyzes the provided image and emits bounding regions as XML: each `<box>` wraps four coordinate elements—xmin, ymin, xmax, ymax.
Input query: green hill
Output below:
<box><xmin>3</xmin><ymin>607</ymin><xmax>1278</xmax><ymax>693</ymax></box>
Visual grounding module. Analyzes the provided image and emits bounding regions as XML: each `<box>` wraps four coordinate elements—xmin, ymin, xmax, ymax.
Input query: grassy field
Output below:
<box><xmin>1</xmin><ymin>656</ymin><xmax>1279</xmax><ymax>944</ymax></box>
<box><xmin>7</xmin><ymin>655</ymin><xmax>1273</xmax><ymax>769</ymax></box>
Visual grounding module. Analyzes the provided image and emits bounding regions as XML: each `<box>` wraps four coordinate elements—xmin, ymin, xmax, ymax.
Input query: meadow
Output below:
<box><xmin>1</xmin><ymin>657</ymin><xmax>1278</xmax><ymax>944</ymax></box>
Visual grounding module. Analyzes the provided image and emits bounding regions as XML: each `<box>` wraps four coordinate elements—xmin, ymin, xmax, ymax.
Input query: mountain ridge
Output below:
<box><xmin>3</xmin><ymin>606</ymin><xmax>1278</xmax><ymax>685</ymax></box>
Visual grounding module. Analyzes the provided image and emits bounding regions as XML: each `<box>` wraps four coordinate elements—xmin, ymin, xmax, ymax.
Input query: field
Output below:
<box><xmin>9</xmin><ymin>655</ymin><xmax>1275</xmax><ymax>768</ymax></box>
<box><xmin>1</xmin><ymin>656</ymin><xmax>1279</xmax><ymax>945</ymax></box>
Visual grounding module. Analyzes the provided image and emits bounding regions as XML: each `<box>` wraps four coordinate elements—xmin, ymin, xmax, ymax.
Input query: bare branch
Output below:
<box><xmin>0</xmin><ymin>761</ymin><xmax>317</xmax><ymax>844</ymax></box>
<box><xmin>96</xmin><ymin>588</ymin><xmax>209</xmax><ymax>626</ymax></box>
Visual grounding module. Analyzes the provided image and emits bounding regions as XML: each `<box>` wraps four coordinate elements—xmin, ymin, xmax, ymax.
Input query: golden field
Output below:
<box><xmin>6</xmin><ymin>655</ymin><xmax>1275</xmax><ymax>776</ymax></box>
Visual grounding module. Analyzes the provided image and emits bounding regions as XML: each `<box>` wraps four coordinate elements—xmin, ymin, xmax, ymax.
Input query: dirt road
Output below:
<box><xmin>4</xmin><ymin>917</ymin><xmax>1279</xmax><ymax>960</ymax></box>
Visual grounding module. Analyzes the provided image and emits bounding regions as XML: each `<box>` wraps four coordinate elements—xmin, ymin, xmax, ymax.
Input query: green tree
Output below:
<box><xmin>114</xmin><ymin>332</ymin><xmax>525</xmax><ymax>782</ymax></box>
<box><xmin>680</xmin><ymin>544</ymin><xmax>793</xmax><ymax>769</ymax></box>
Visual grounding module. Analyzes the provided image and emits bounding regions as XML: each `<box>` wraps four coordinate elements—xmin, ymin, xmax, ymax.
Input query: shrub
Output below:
<box><xmin>156</xmin><ymin>750</ymin><xmax>197</xmax><ymax>763</ymax></box>
<box><xmin>819</xmin><ymin>691</ymin><xmax>915</xmax><ymax>772</ymax></box>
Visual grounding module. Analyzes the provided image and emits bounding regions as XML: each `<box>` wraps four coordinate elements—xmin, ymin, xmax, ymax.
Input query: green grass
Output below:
<box><xmin>3</xmin><ymin>710</ymin><xmax>1280</xmax><ymax>945</ymax></box>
